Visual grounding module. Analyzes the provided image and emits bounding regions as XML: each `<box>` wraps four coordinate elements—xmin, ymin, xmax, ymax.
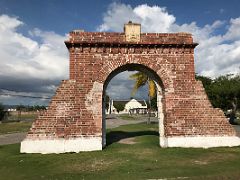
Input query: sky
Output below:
<box><xmin>0</xmin><ymin>0</ymin><xmax>240</xmax><ymax>105</ymax></box>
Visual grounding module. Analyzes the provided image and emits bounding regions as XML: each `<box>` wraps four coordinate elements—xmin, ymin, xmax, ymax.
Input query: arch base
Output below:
<box><xmin>160</xmin><ymin>136</ymin><xmax>240</xmax><ymax>148</ymax></box>
<box><xmin>20</xmin><ymin>137</ymin><xmax>102</xmax><ymax>154</ymax></box>
<box><xmin>20</xmin><ymin>135</ymin><xmax>240</xmax><ymax>154</ymax></box>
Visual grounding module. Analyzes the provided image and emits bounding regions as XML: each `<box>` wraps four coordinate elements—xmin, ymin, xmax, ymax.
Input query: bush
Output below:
<box><xmin>114</xmin><ymin>103</ymin><xmax>125</xmax><ymax>113</ymax></box>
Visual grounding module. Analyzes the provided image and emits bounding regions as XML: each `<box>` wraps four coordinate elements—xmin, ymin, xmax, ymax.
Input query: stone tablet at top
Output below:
<box><xmin>124</xmin><ymin>21</ymin><xmax>141</xmax><ymax>42</ymax></box>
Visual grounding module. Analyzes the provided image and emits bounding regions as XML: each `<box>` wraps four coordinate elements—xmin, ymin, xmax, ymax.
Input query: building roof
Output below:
<box><xmin>113</xmin><ymin>99</ymin><xmax>146</xmax><ymax>107</ymax></box>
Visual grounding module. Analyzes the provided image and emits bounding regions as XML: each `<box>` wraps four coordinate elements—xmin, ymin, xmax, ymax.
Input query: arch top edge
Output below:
<box><xmin>65</xmin><ymin>31</ymin><xmax>198</xmax><ymax>49</ymax></box>
<box><xmin>65</xmin><ymin>41</ymin><xmax>198</xmax><ymax>49</ymax></box>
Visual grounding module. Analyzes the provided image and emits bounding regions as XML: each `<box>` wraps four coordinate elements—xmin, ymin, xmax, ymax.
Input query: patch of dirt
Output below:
<box><xmin>118</xmin><ymin>137</ymin><xmax>137</xmax><ymax>144</ymax></box>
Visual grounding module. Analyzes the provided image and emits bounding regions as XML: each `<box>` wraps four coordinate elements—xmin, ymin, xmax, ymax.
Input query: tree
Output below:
<box><xmin>16</xmin><ymin>104</ymin><xmax>25</xmax><ymax>121</ymax></box>
<box><xmin>150</xmin><ymin>95</ymin><xmax>158</xmax><ymax>110</ymax></box>
<box><xmin>0</xmin><ymin>103</ymin><xmax>5</xmax><ymax>121</ymax></box>
<box><xmin>129</xmin><ymin>72</ymin><xmax>155</xmax><ymax>98</ymax></box>
<box><xmin>129</xmin><ymin>71</ymin><xmax>156</xmax><ymax>124</ymax></box>
<box><xmin>209</xmin><ymin>75</ymin><xmax>239</xmax><ymax>110</ymax></box>
<box><xmin>113</xmin><ymin>102</ymin><xmax>125</xmax><ymax>113</ymax></box>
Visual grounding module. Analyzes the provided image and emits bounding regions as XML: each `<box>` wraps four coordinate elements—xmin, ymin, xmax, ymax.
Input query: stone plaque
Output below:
<box><xmin>124</xmin><ymin>22</ymin><xmax>141</xmax><ymax>42</ymax></box>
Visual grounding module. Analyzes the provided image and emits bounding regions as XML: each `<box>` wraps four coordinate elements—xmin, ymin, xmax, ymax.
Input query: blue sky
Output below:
<box><xmin>1</xmin><ymin>0</ymin><xmax>240</xmax><ymax>34</ymax></box>
<box><xmin>0</xmin><ymin>0</ymin><xmax>240</xmax><ymax>105</ymax></box>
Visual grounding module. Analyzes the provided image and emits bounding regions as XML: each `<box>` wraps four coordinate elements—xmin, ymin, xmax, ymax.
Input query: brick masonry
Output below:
<box><xmin>21</xmin><ymin>26</ymin><xmax>240</xmax><ymax>153</ymax></box>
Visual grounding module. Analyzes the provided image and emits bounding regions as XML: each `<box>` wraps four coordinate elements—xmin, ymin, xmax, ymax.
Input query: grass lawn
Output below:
<box><xmin>4</xmin><ymin>113</ymin><xmax>37</xmax><ymax>122</ymax></box>
<box><xmin>0</xmin><ymin>121</ymin><xmax>32</xmax><ymax>135</ymax></box>
<box><xmin>0</xmin><ymin>123</ymin><xmax>240</xmax><ymax>179</ymax></box>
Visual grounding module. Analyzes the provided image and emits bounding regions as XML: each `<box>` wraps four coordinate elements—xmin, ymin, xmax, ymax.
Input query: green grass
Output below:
<box><xmin>0</xmin><ymin>121</ymin><xmax>32</xmax><ymax>135</ymax></box>
<box><xmin>4</xmin><ymin>113</ymin><xmax>37</xmax><ymax>122</ymax></box>
<box><xmin>0</xmin><ymin>122</ymin><xmax>240</xmax><ymax>179</ymax></box>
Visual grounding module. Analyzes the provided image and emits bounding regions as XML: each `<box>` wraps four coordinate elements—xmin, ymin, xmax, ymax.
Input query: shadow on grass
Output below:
<box><xmin>106</xmin><ymin>130</ymin><xmax>159</xmax><ymax>146</ymax></box>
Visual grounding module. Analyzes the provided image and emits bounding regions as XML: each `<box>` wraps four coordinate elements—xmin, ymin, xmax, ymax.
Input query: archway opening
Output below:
<box><xmin>102</xmin><ymin>64</ymin><xmax>165</xmax><ymax>148</ymax></box>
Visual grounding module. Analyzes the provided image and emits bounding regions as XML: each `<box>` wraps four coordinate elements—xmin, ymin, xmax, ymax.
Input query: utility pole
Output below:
<box><xmin>147</xmin><ymin>77</ymin><xmax>151</xmax><ymax>124</ymax></box>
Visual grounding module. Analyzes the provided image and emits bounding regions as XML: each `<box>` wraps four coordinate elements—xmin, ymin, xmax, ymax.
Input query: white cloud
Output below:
<box><xmin>98</xmin><ymin>2</ymin><xmax>175</xmax><ymax>32</ymax></box>
<box><xmin>97</xmin><ymin>3</ymin><xmax>240</xmax><ymax>78</ymax></box>
<box><xmin>133</xmin><ymin>4</ymin><xmax>175</xmax><ymax>32</ymax></box>
<box><xmin>0</xmin><ymin>14</ymin><xmax>23</xmax><ymax>31</ymax></box>
<box><xmin>223</xmin><ymin>17</ymin><xmax>240</xmax><ymax>40</ymax></box>
<box><xmin>0</xmin><ymin>14</ymin><xmax>69</xmax><ymax>105</ymax></box>
<box><xmin>106</xmin><ymin>71</ymin><xmax>148</xmax><ymax>100</ymax></box>
<box><xmin>0</xmin><ymin>14</ymin><xmax>68</xmax><ymax>81</ymax></box>
<box><xmin>98</xmin><ymin>3</ymin><xmax>140</xmax><ymax>32</ymax></box>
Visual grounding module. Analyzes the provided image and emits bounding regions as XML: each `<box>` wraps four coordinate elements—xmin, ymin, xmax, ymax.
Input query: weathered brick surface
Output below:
<box><xmin>25</xmin><ymin>31</ymin><xmax>236</xmax><ymax>141</ymax></box>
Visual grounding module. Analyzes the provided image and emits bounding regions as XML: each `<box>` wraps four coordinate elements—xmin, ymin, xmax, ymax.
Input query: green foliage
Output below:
<box><xmin>195</xmin><ymin>75</ymin><xmax>212</xmax><ymax>87</ymax></box>
<box><xmin>0</xmin><ymin>103</ymin><xmax>4</xmax><ymax>112</ymax></box>
<box><xmin>150</xmin><ymin>95</ymin><xmax>158</xmax><ymax>110</ymax></box>
<box><xmin>129</xmin><ymin>71</ymin><xmax>156</xmax><ymax>98</ymax></box>
<box><xmin>196</xmin><ymin>74</ymin><xmax>240</xmax><ymax>111</ymax></box>
<box><xmin>211</xmin><ymin>75</ymin><xmax>240</xmax><ymax>110</ymax></box>
<box><xmin>16</xmin><ymin>105</ymin><xmax>46</xmax><ymax>111</ymax></box>
<box><xmin>129</xmin><ymin>72</ymin><xmax>148</xmax><ymax>95</ymax></box>
<box><xmin>16</xmin><ymin>104</ymin><xmax>25</xmax><ymax>111</ymax></box>
<box><xmin>113</xmin><ymin>102</ymin><xmax>125</xmax><ymax>113</ymax></box>
<box><xmin>0</xmin><ymin>103</ymin><xmax>5</xmax><ymax>121</ymax></box>
<box><xmin>105</xmin><ymin>94</ymin><xmax>110</xmax><ymax>110</ymax></box>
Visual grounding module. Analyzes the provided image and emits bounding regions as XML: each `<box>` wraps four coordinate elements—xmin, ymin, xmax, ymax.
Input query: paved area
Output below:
<box><xmin>233</xmin><ymin>125</ymin><xmax>240</xmax><ymax>136</ymax></box>
<box><xmin>0</xmin><ymin>132</ymin><xmax>27</xmax><ymax>145</ymax></box>
<box><xmin>106</xmin><ymin>115</ymin><xmax>148</xmax><ymax>128</ymax></box>
<box><xmin>106</xmin><ymin>114</ymin><xmax>158</xmax><ymax>128</ymax></box>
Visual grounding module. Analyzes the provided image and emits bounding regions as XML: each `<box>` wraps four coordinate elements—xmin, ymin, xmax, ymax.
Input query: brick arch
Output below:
<box><xmin>102</xmin><ymin>63</ymin><xmax>165</xmax><ymax>91</ymax></box>
<box><xmin>101</xmin><ymin>63</ymin><xmax>166</xmax><ymax>147</ymax></box>
<box><xmin>20</xmin><ymin>24</ymin><xmax>240</xmax><ymax>154</ymax></box>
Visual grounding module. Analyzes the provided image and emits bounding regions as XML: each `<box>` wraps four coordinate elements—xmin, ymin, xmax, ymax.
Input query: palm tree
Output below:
<box><xmin>129</xmin><ymin>72</ymin><xmax>156</xmax><ymax>124</ymax></box>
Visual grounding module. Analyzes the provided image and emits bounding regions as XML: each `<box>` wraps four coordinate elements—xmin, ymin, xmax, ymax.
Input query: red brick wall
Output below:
<box><xmin>25</xmin><ymin>32</ymin><xmax>236</xmax><ymax>140</ymax></box>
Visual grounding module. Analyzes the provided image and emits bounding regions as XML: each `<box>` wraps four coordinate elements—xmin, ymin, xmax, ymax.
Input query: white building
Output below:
<box><xmin>108</xmin><ymin>98</ymin><xmax>147</xmax><ymax>114</ymax></box>
<box><xmin>7</xmin><ymin>108</ymin><xmax>17</xmax><ymax>112</ymax></box>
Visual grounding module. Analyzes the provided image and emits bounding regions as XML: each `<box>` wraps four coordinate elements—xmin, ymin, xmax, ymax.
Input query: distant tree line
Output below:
<box><xmin>16</xmin><ymin>105</ymin><xmax>47</xmax><ymax>111</ymax></box>
<box><xmin>0</xmin><ymin>104</ymin><xmax>47</xmax><ymax>121</ymax></box>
